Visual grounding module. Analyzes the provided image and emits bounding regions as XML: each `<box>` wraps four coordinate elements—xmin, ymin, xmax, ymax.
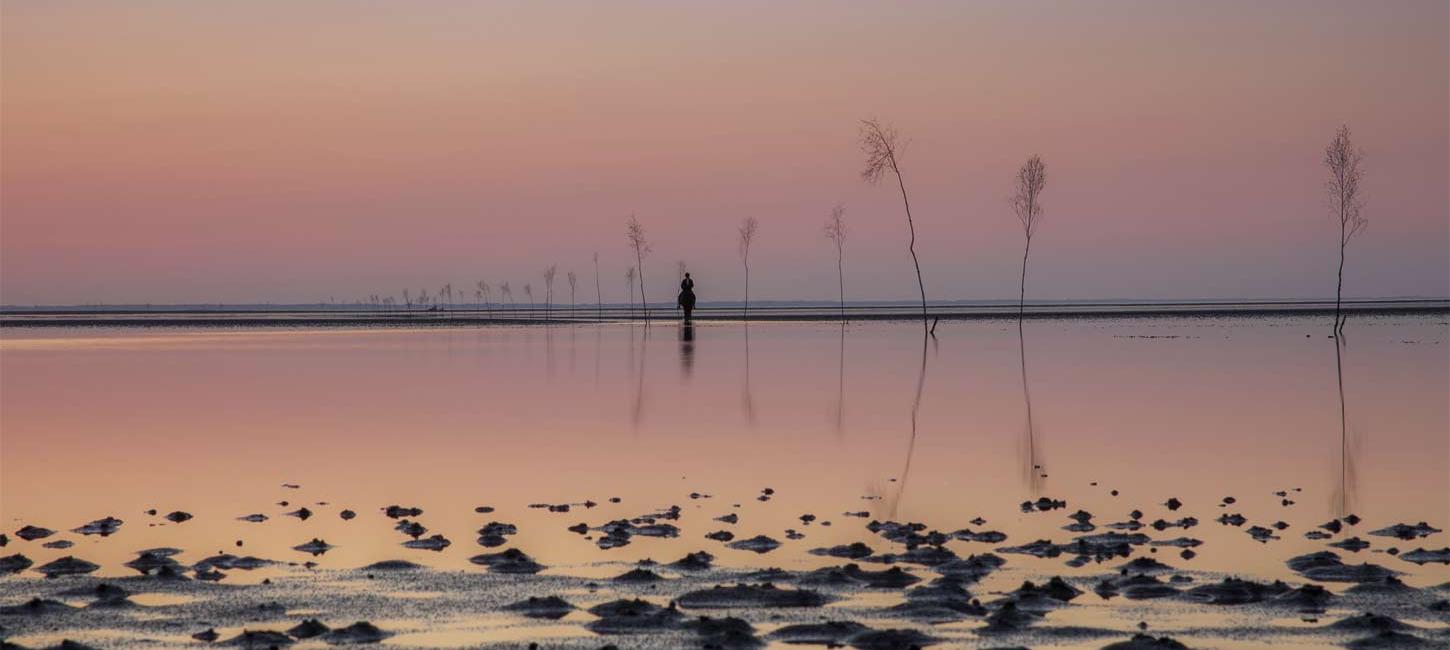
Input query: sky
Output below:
<box><xmin>2</xmin><ymin>0</ymin><xmax>1446</xmax><ymax>305</ymax></box>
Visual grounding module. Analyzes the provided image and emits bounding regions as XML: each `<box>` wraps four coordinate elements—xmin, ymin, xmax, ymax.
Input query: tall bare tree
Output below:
<box><xmin>1011</xmin><ymin>155</ymin><xmax>1048</xmax><ymax>320</ymax></box>
<box><xmin>1324</xmin><ymin>125</ymin><xmax>1366</xmax><ymax>334</ymax></box>
<box><xmin>859</xmin><ymin>118</ymin><xmax>928</xmax><ymax>331</ymax></box>
<box><xmin>626</xmin><ymin>215</ymin><xmax>652</xmax><ymax>322</ymax></box>
<box><xmin>524</xmin><ymin>283</ymin><xmax>535</xmax><ymax>319</ymax></box>
<box><xmin>593</xmin><ymin>252</ymin><xmax>603</xmax><ymax>320</ymax></box>
<box><xmin>567</xmin><ymin>270</ymin><xmax>578</xmax><ymax>319</ymax></box>
<box><xmin>543</xmin><ymin>265</ymin><xmax>558</xmax><ymax>320</ymax></box>
<box><xmin>824</xmin><ymin>204</ymin><xmax>848</xmax><ymax>321</ymax></box>
<box><xmin>500</xmin><ymin>282</ymin><xmax>513</xmax><ymax>318</ymax></box>
<box><xmin>738</xmin><ymin>217</ymin><xmax>759</xmax><ymax>320</ymax></box>
<box><xmin>403</xmin><ymin>289</ymin><xmax>412</xmax><ymax>311</ymax></box>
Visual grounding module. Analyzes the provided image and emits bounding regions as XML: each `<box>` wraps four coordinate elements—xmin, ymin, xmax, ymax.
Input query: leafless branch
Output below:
<box><xmin>626</xmin><ymin>214</ymin><xmax>651</xmax><ymax>322</ymax></box>
<box><xmin>739</xmin><ymin>216</ymin><xmax>759</xmax><ymax>319</ymax></box>
<box><xmin>1324</xmin><ymin>125</ymin><xmax>1367</xmax><ymax>333</ymax></box>
<box><xmin>858</xmin><ymin>118</ymin><xmax>900</xmax><ymax>184</ymax></box>
<box><xmin>857</xmin><ymin>117</ymin><xmax>928</xmax><ymax>329</ymax></box>
<box><xmin>825</xmin><ymin>204</ymin><xmax>847</xmax><ymax>320</ymax></box>
<box><xmin>1011</xmin><ymin>155</ymin><xmax>1048</xmax><ymax>318</ymax></box>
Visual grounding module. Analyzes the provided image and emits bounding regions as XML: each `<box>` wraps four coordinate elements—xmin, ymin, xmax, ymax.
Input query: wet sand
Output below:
<box><xmin>2</xmin><ymin>483</ymin><xmax>1447</xmax><ymax>649</ymax></box>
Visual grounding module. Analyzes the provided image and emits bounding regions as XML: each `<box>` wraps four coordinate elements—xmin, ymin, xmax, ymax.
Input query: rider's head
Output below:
<box><xmin>685</xmin><ymin>272</ymin><xmax>691</xmax><ymax>278</ymax></box>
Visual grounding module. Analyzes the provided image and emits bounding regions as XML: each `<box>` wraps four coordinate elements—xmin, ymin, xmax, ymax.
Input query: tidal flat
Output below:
<box><xmin>1</xmin><ymin>316</ymin><xmax>1446</xmax><ymax>648</ymax></box>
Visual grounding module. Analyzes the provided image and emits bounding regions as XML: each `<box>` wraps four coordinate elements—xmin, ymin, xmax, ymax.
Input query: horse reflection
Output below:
<box><xmin>679</xmin><ymin>321</ymin><xmax>695</xmax><ymax>380</ymax></box>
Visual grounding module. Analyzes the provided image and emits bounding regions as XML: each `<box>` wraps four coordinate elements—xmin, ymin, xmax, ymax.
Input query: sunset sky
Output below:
<box><xmin>2</xmin><ymin>0</ymin><xmax>1446</xmax><ymax>305</ymax></box>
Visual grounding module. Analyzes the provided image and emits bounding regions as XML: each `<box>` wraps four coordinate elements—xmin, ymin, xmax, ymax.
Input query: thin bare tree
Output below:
<box><xmin>1324</xmin><ymin>125</ymin><xmax>1367</xmax><ymax>334</ymax></box>
<box><xmin>1011</xmin><ymin>155</ymin><xmax>1048</xmax><ymax>321</ymax></box>
<box><xmin>567</xmin><ymin>270</ymin><xmax>578</xmax><ymax>319</ymax></box>
<box><xmin>626</xmin><ymin>215</ymin><xmax>652</xmax><ymax>322</ymax></box>
<box><xmin>478</xmin><ymin>281</ymin><xmax>493</xmax><ymax>319</ymax></box>
<box><xmin>403</xmin><ymin>289</ymin><xmax>412</xmax><ymax>311</ymax></box>
<box><xmin>860</xmin><ymin>118</ymin><xmax>929</xmax><ymax>332</ymax></box>
<box><xmin>543</xmin><ymin>265</ymin><xmax>558</xmax><ymax>320</ymax></box>
<box><xmin>524</xmin><ymin>283</ymin><xmax>535</xmax><ymax>319</ymax></box>
<box><xmin>738</xmin><ymin>217</ymin><xmax>758</xmax><ymax>320</ymax></box>
<box><xmin>593</xmin><ymin>252</ymin><xmax>603</xmax><ymax>320</ymax></box>
<box><xmin>625</xmin><ymin>267</ymin><xmax>637</xmax><ymax>321</ymax></box>
<box><xmin>500</xmin><ymin>282</ymin><xmax>514</xmax><ymax>318</ymax></box>
<box><xmin>824</xmin><ymin>204</ymin><xmax>848</xmax><ymax>321</ymax></box>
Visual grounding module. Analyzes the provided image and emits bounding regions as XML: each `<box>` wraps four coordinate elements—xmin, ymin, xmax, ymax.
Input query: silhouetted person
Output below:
<box><xmin>678</xmin><ymin>272</ymin><xmax>696</xmax><ymax>320</ymax></box>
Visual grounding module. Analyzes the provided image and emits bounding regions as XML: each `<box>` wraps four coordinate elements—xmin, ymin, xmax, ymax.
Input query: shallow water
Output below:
<box><xmin>1</xmin><ymin>315</ymin><xmax>1447</xmax><ymax>646</ymax></box>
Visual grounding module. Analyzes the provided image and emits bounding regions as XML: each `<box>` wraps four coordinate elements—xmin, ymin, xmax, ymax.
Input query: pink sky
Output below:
<box><xmin>2</xmin><ymin>0</ymin><xmax>1446</xmax><ymax>305</ymax></box>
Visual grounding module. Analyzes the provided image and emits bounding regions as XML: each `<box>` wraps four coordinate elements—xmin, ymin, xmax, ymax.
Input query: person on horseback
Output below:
<box><xmin>678</xmin><ymin>272</ymin><xmax>697</xmax><ymax>320</ymax></box>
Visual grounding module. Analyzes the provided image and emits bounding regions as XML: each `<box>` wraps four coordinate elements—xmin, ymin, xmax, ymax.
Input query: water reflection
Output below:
<box><xmin>679</xmin><ymin>321</ymin><xmax>695</xmax><ymax>380</ymax></box>
<box><xmin>545</xmin><ymin>323</ymin><xmax>556</xmax><ymax>378</ymax></box>
<box><xmin>630</xmin><ymin>324</ymin><xmax>648</xmax><ymax>430</ymax></box>
<box><xmin>885</xmin><ymin>332</ymin><xmax>930</xmax><ymax>519</ymax></box>
<box><xmin>1331</xmin><ymin>337</ymin><xmax>1359</xmax><ymax>516</ymax></box>
<box><xmin>593</xmin><ymin>325</ymin><xmax>602</xmax><ymax>387</ymax></box>
<box><xmin>832</xmin><ymin>322</ymin><xmax>846</xmax><ymax>437</ymax></box>
<box><xmin>1019</xmin><ymin>322</ymin><xmax>1047</xmax><ymax>495</ymax></box>
<box><xmin>1</xmin><ymin>318</ymin><xmax>1444</xmax><ymax>582</ymax></box>
<box><xmin>741</xmin><ymin>325</ymin><xmax>756</xmax><ymax>425</ymax></box>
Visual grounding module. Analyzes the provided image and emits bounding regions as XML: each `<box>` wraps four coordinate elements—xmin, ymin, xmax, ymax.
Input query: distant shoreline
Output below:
<box><xmin>1</xmin><ymin>299</ymin><xmax>1445</xmax><ymax>328</ymax></box>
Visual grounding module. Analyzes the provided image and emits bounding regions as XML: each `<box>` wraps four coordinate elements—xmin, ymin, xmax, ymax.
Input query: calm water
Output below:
<box><xmin>2</xmin><ymin>316</ymin><xmax>1445</xmax><ymax>586</ymax></box>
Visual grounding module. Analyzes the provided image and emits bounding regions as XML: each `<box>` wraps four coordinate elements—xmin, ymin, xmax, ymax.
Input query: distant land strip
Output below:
<box><xmin>1</xmin><ymin>299</ymin><xmax>1445</xmax><ymax>328</ymax></box>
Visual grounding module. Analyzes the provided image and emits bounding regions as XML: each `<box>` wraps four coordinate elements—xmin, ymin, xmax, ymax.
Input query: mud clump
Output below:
<box><xmin>287</xmin><ymin>619</ymin><xmax>330</xmax><ymax>639</ymax></box>
<box><xmin>1</xmin><ymin>597</ymin><xmax>76</xmax><ymax>616</ymax></box>
<box><xmin>0</xmin><ymin>554</ymin><xmax>34</xmax><ymax>574</ymax></box>
<box><xmin>1184</xmin><ymin>577</ymin><xmax>1291</xmax><ymax>605</ymax></box>
<box><xmin>503</xmin><ymin>595</ymin><xmax>575</xmax><ymax>620</ymax></box>
<box><xmin>684</xmin><ymin>615</ymin><xmax>762</xmax><ymax>649</ymax></box>
<box><xmin>1369</xmin><ymin>523</ymin><xmax>1442</xmax><ymax>541</ymax></box>
<box><xmin>323</xmin><ymin>621</ymin><xmax>390</xmax><ymax>644</ymax></box>
<box><xmin>34</xmin><ymin>556</ymin><xmax>99</xmax><ymax>578</ymax></box>
<box><xmin>670</xmin><ymin>551</ymin><xmax>716</xmax><ymax>571</ymax></box>
<box><xmin>469</xmin><ymin>548</ymin><xmax>544</xmax><ymax>574</ymax></box>
<box><xmin>1102</xmin><ymin>633</ymin><xmax>1191</xmax><ymax>649</ymax></box>
<box><xmin>1399</xmin><ymin>548</ymin><xmax>1450</xmax><ymax>565</ymax></box>
<box><xmin>613</xmin><ymin>567</ymin><xmax>665</xmax><ymax>583</ymax></box>
<box><xmin>14</xmin><ymin>526</ymin><xmax>54</xmax><ymax>542</ymax></box>
<box><xmin>726</xmin><ymin>535</ymin><xmax>782</xmax><ymax>554</ymax></box>
<box><xmin>677</xmin><ymin>583</ymin><xmax>833</xmax><ymax>608</ymax></box>
<box><xmin>585</xmin><ymin>598</ymin><xmax>684</xmax><ymax>634</ymax></box>
<box><xmin>810</xmin><ymin>542</ymin><xmax>874</xmax><ymax>559</ymax></box>
<box><xmin>72</xmin><ymin>517</ymin><xmax>123</xmax><ymax>537</ymax></box>
<box><xmin>361</xmin><ymin>559</ymin><xmax>423</xmax><ymax>571</ymax></box>
<box><xmin>768</xmin><ymin>621</ymin><xmax>872</xmax><ymax>645</ymax></box>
